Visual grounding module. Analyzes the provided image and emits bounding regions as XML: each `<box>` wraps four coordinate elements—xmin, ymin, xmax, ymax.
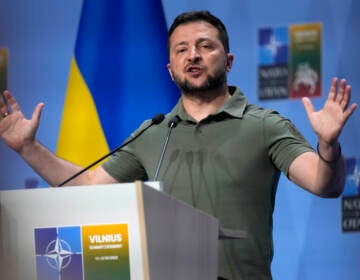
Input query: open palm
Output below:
<box><xmin>302</xmin><ymin>78</ymin><xmax>357</xmax><ymax>145</ymax></box>
<box><xmin>0</xmin><ymin>91</ymin><xmax>44</xmax><ymax>153</ymax></box>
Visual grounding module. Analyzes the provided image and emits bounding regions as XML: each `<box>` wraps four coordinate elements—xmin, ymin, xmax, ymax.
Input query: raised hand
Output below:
<box><xmin>0</xmin><ymin>90</ymin><xmax>44</xmax><ymax>153</ymax></box>
<box><xmin>302</xmin><ymin>77</ymin><xmax>357</xmax><ymax>145</ymax></box>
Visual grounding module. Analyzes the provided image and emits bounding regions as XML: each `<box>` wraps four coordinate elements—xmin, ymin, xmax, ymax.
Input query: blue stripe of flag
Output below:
<box><xmin>74</xmin><ymin>0</ymin><xmax>178</xmax><ymax>149</ymax></box>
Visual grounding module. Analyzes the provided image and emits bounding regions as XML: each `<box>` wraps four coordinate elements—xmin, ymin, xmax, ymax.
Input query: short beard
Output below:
<box><xmin>172</xmin><ymin>68</ymin><xmax>227</xmax><ymax>99</ymax></box>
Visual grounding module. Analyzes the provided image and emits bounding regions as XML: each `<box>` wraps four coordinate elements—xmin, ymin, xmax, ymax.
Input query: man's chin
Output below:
<box><xmin>174</xmin><ymin>72</ymin><xmax>227</xmax><ymax>95</ymax></box>
<box><xmin>182</xmin><ymin>85</ymin><xmax>209</xmax><ymax>94</ymax></box>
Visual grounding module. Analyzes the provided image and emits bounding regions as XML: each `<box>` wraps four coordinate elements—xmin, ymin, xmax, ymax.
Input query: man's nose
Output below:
<box><xmin>188</xmin><ymin>46</ymin><xmax>200</xmax><ymax>61</ymax></box>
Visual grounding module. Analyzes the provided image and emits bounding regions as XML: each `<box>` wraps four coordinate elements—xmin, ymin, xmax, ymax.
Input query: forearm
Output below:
<box><xmin>289</xmin><ymin>142</ymin><xmax>346</xmax><ymax>197</ymax></box>
<box><xmin>19</xmin><ymin>140</ymin><xmax>92</xmax><ymax>186</ymax></box>
<box><xmin>314</xmin><ymin>141</ymin><xmax>346</xmax><ymax>197</ymax></box>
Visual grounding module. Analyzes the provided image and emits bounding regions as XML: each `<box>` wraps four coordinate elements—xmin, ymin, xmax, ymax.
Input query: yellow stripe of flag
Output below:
<box><xmin>56</xmin><ymin>58</ymin><xmax>109</xmax><ymax>167</ymax></box>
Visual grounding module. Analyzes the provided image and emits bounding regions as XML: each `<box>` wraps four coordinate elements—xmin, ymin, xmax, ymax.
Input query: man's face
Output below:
<box><xmin>167</xmin><ymin>21</ymin><xmax>233</xmax><ymax>95</ymax></box>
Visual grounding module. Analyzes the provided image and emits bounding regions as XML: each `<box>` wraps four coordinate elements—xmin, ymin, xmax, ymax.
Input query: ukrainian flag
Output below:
<box><xmin>56</xmin><ymin>0</ymin><xmax>177</xmax><ymax>167</ymax></box>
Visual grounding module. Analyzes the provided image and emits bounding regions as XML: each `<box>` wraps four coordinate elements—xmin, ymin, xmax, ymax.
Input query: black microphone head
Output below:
<box><xmin>152</xmin><ymin>113</ymin><xmax>165</xmax><ymax>125</ymax></box>
<box><xmin>168</xmin><ymin>116</ymin><xmax>181</xmax><ymax>128</ymax></box>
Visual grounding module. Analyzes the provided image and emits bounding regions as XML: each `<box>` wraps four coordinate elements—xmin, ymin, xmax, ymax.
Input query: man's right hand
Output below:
<box><xmin>0</xmin><ymin>90</ymin><xmax>44</xmax><ymax>153</ymax></box>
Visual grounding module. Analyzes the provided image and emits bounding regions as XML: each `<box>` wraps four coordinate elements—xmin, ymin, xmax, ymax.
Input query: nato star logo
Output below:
<box><xmin>34</xmin><ymin>226</ymin><xmax>83</xmax><ymax>280</ymax></box>
<box><xmin>344</xmin><ymin>157</ymin><xmax>360</xmax><ymax>196</ymax></box>
<box><xmin>258</xmin><ymin>27</ymin><xmax>288</xmax><ymax>65</ymax></box>
<box><xmin>266</xmin><ymin>34</ymin><xmax>282</xmax><ymax>57</ymax></box>
<box><xmin>348</xmin><ymin>164</ymin><xmax>360</xmax><ymax>190</ymax></box>
<box><xmin>44</xmin><ymin>238</ymin><xmax>73</xmax><ymax>271</ymax></box>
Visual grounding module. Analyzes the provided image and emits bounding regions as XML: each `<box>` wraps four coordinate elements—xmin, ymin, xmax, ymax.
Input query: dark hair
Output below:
<box><xmin>167</xmin><ymin>11</ymin><xmax>230</xmax><ymax>53</ymax></box>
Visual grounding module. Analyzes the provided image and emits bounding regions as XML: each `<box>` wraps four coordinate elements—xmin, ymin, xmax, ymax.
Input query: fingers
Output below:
<box><xmin>302</xmin><ymin>96</ymin><xmax>315</xmax><ymax>117</ymax></box>
<box><xmin>3</xmin><ymin>90</ymin><xmax>21</xmax><ymax>113</ymax></box>
<box><xmin>340</xmin><ymin>84</ymin><xmax>351</xmax><ymax>110</ymax></box>
<box><xmin>343</xmin><ymin>103</ymin><xmax>358</xmax><ymax>122</ymax></box>
<box><xmin>32</xmin><ymin>102</ymin><xmax>45</xmax><ymax>125</ymax></box>
<box><xmin>1</xmin><ymin>91</ymin><xmax>44</xmax><ymax>123</ymax></box>
<box><xmin>328</xmin><ymin>77</ymin><xmax>355</xmax><ymax>111</ymax></box>
<box><xmin>0</xmin><ymin>91</ymin><xmax>10</xmax><ymax>118</ymax></box>
<box><xmin>327</xmin><ymin>77</ymin><xmax>338</xmax><ymax>102</ymax></box>
<box><xmin>335</xmin><ymin>79</ymin><xmax>346</xmax><ymax>104</ymax></box>
<box><xmin>0</xmin><ymin>104</ymin><xmax>9</xmax><ymax>119</ymax></box>
<box><xmin>328</xmin><ymin>77</ymin><xmax>357</xmax><ymax>123</ymax></box>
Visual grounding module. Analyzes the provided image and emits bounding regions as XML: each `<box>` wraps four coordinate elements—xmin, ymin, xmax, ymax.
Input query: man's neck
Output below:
<box><xmin>181</xmin><ymin>86</ymin><xmax>231</xmax><ymax>122</ymax></box>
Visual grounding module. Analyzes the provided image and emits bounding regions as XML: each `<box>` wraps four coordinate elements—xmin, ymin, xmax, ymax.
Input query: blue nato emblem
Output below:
<box><xmin>344</xmin><ymin>158</ymin><xmax>360</xmax><ymax>196</ymax></box>
<box><xmin>258</xmin><ymin>27</ymin><xmax>288</xmax><ymax>65</ymax></box>
<box><xmin>34</xmin><ymin>226</ymin><xmax>84</xmax><ymax>280</ymax></box>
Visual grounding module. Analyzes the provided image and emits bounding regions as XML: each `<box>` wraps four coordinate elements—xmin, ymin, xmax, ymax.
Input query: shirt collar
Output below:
<box><xmin>168</xmin><ymin>86</ymin><xmax>248</xmax><ymax>122</ymax></box>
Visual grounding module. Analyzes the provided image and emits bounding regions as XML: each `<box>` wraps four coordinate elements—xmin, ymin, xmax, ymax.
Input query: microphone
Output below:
<box><xmin>153</xmin><ymin>116</ymin><xmax>180</xmax><ymax>181</ymax></box>
<box><xmin>56</xmin><ymin>113</ymin><xmax>165</xmax><ymax>187</ymax></box>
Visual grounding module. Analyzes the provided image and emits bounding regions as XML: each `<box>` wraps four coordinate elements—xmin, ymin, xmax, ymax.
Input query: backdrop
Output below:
<box><xmin>0</xmin><ymin>0</ymin><xmax>359</xmax><ymax>279</ymax></box>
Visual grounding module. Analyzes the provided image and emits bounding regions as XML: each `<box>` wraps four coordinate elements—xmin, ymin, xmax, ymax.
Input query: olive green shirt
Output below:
<box><xmin>102</xmin><ymin>86</ymin><xmax>314</xmax><ymax>279</ymax></box>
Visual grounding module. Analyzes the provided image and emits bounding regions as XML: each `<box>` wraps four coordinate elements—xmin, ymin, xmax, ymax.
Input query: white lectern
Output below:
<box><xmin>0</xmin><ymin>182</ymin><xmax>218</xmax><ymax>280</ymax></box>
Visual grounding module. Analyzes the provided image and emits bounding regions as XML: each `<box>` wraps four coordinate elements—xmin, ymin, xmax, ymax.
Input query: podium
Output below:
<box><xmin>0</xmin><ymin>182</ymin><xmax>218</xmax><ymax>280</ymax></box>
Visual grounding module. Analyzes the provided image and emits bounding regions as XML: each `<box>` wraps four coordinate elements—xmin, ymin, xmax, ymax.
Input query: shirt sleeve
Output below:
<box><xmin>263</xmin><ymin>110</ymin><xmax>315</xmax><ymax>177</ymax></box>
<box><xmin>101</xmin><ymin>119</ymin><xmax>154</xmax><ymax>182</ymax></box>
<box><xmin>101</xmin><ymin>149</ymin><xmax>148</xmax><ymax>182</ymax></box>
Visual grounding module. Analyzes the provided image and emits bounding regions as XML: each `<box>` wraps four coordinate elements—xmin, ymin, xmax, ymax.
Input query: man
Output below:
<box><xmin>0</xmin><ymin>11</ymin><xmax>357</xmax><ymax>279</ymax></box>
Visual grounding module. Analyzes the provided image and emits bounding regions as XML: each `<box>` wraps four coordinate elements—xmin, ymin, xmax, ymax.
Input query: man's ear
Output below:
<box><xmin>167</xmin><ymin>63</ymin><xmax>174</xmax><ymax>80</ymax></box>
<box><xmin>226</xmin><ymin>53</ymin><xmax>234</xmax><ymax>72</ymax></box>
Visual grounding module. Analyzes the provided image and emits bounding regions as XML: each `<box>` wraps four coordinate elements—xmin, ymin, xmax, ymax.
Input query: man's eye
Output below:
<box><xmin>176</xmin><ymin>48</ymin><xmax>186</xmax><ymax>54</ymax></box>
<box><xmin>201</xmin><ymin>44</ymin><xmax>212</xmax><ymax>49</ymax></box>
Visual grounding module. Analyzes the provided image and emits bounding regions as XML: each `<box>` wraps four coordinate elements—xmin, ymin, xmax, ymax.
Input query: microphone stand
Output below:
<box><xmin>153</xmin><ymin>116</ymin><xmax>180</xmax><ymax>181</ymax></box>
